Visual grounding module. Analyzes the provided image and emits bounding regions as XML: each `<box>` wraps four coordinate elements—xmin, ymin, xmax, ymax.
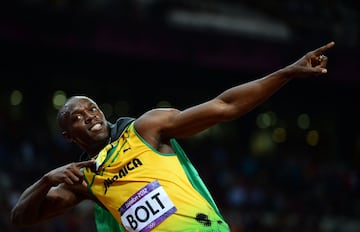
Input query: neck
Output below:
<box><xmin>85</xmin><ymin>137</ymin><xmax>111</xmax><ymax>158</ymax></box>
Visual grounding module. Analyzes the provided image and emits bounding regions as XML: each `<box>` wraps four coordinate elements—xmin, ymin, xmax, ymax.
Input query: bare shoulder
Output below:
<box><xmin>135</xmin><ymin>108</ymin><xmax>180</xmax><ymax>130</ymax></box>
<box><xmin>134</xmin><ymin>108</ymin><xmax>180</xmax><ymax>147</ymax></box>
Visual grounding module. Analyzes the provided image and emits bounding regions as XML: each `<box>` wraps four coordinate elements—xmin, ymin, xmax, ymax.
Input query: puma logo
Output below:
<box><xmin>195</xmin><ymin>213</ymin><xmax>211</xmax><ymax>227</ymax></box>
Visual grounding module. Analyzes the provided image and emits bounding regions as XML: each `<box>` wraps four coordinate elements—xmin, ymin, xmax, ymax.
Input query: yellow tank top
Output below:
<box><xmin>83</xmin><ymin>122</ymin><xmax>230</xmax><ymax>232</ymax></box>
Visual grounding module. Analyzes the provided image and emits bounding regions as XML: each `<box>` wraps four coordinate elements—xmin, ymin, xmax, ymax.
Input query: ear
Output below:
<box><xmin>62</xmin><ymin>131</ymin><xmax>73</xmax><ymax>142</ymax></box>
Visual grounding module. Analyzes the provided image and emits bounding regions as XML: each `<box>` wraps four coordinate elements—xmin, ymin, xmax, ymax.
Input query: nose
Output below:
<box><xmin>84</xmin><ymin>111</ymin><xmax>97</xmax><ymax>124</ymax></box>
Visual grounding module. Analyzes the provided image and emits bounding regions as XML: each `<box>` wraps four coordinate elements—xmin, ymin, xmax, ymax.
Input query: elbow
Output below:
<box><xmin>10</xmin><ymin>207</ymin><xmax>24</xmax><ymax>226</ymax></box>
<box><xmin>10</xmin><ymin>207</ymin><xmax>32</xmax><ymax>227</ymax></box>
<box><xmin>219</xmin><ymin>106</ymin><xmax>246</xmax><ymax>122</ymax></box>
<box><xmin>215</xmin><ymin>99</ymin><xmax>250</xmax><ymax>122</ymax></box>
<box><xmin>10</xmin><ymin>207</ymin><xmax>21</xmax><ymax>226</ymax></box>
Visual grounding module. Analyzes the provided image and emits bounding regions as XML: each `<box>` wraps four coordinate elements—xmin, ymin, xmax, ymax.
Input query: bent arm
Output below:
<box><xmin>10</xmin><ymin>160</ymin><xmax>94</xmax><ymax>227</ymax></box>
<box><xmin>10</xmin><ymin>176</ymin><xmax>85</xmax><ymax>226</ymax></box>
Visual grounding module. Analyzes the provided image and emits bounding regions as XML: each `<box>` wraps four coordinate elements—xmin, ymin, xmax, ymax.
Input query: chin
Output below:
<box><xmin>95</xmin><ymin>132</ymin><xmax>108</xmax><ymax>142</ymax></box>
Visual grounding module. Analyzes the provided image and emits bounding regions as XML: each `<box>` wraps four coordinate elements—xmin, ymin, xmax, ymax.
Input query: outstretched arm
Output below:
<box><xmin>135</xmin><ymin>41</ymin><xmax>335</xmax><ymax>140</ymax></box>
<box><xmin>215</xmin><ymin>41</ymin><xmax>335</xmax><ymax>120</ymax></box>
<box><xmin>10</xmin><ymin>160</ymin><xmax>95</xmax><ymax>227</ymax></box>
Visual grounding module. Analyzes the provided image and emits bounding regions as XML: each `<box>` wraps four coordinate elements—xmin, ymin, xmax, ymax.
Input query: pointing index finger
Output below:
<box><xmin>77</xmin><ymin>160</ymin><xmax>96</xmax><ymax>168</ymax></box>
<box><xmin>314</xmin><ymin>41</ymin><xmax>335</xmax><ymax>56</ymax></box>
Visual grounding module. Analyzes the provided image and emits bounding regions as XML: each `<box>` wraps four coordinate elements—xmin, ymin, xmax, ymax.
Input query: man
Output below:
<box><xmin>10</xmin><ymin>41</ymin><xmax>335</xmax><ymax>231</ymax></box>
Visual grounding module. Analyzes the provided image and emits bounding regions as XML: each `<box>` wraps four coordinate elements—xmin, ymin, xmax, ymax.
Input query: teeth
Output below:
<box><xmin>91</xmin><ymin>123</ymin><xmax>102</xmax><ymax>131</ymax></box>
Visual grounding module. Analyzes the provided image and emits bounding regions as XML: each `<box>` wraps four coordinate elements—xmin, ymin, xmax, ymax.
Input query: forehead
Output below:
<box><xmin>66</xmin><ymin>97</ymin><xmax>97</xmax><ymax>113</ymax></box>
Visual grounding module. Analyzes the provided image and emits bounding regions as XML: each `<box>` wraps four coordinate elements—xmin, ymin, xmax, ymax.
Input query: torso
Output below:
<box><xmin>83</xmin><ymin>122</ymin><xmax>230</xmax><ymax>231</ymax></box>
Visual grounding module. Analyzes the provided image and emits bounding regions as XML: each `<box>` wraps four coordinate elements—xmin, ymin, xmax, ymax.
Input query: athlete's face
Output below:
<box><xmin>63</xmin><ymin>97</ymin><xmax>109</xmax><ymax>151</ymax></box>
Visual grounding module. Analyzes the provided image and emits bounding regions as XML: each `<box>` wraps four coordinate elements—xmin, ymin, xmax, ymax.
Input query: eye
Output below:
<box><xmin>73</xmin><ymin>115</ymin><xmax>83</xmax><ymax>121</ymax></box>
<box><xmin>91</xmin><ymin>107</ymin><xmax>97</xmax><ymax>112</ymax></box>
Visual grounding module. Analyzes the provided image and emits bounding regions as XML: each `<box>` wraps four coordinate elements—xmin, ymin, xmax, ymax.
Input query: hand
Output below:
<box><xmin>287</xmin><ymin>41</ymin><xmax>335</xmax><ymax>78</ymax></box>
<box><xmin>45</xmin><ymin>160</ymin><xmax>95</xmax><ymax>186</ymax></box>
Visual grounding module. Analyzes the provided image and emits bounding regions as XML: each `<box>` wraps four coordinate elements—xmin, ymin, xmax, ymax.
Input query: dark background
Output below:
<box><xmin>1</xmin><ymin>1</ymin><xmax>359</xmax><ymax>231</ymax></box>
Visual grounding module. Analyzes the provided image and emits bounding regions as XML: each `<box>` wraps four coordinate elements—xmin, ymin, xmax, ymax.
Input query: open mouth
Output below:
<box><xmin>89</xmin><ymin>122</ymin><xmax>103</xmax><ymax>132</ymax></box>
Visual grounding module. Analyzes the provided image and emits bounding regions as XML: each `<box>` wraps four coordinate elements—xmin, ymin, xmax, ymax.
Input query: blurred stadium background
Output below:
<box><xmin>1</xmin><ymin>0</ymin><xmax>359</xmax><ymax>231</ymax></box>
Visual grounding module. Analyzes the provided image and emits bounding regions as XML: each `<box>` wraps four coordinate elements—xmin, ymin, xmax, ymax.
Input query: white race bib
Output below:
<box><xmin>118</xmin><ymin>180</ymin><xmax>177</xmax><ymax>232</ymax></box>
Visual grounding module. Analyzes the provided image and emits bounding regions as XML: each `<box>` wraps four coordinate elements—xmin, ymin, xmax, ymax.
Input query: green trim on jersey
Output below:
<box><xmin>170</xmin><ymin>139</ymin><xmax>224</xmax><ymax>220</ymax></box>
<box><xmin>94</xmin><ymin>203</ymin><xmax>125</xmax><ymax>232</ymax></box>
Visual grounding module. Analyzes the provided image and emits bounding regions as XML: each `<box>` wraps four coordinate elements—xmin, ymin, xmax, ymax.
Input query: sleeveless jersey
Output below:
<box><xmin>83</xmin><ymin>121</ymin><xmax>230</xmax><ymax>232</ymax></box>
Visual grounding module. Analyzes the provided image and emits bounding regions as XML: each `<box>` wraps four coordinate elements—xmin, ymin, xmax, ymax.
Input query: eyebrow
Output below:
<box><xmin>69</xmin><ymin>102</ymin><xmax>96</xmax><ymax>116</ymax></box>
